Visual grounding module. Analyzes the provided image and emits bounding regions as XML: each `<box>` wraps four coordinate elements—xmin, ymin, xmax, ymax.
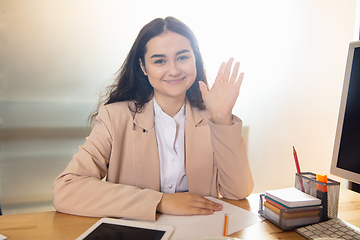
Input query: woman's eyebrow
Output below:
<box><xmin>176</xmin><ymin>49</ymin><xmax>190</xmax><ymax>55</ymax></box>
<box><xmin>150</xmin><ymin>54</ymin><xmax>166</xmax><ymax>58</ymax></box>
<box><xmin>150</xmin><ymin>49</ymin><xmax>190</xmax><ymax>59</ymax></box>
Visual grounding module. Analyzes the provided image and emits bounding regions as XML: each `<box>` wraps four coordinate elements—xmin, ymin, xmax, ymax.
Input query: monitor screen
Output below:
<box><xmin>330</xmin><ymin>41</ymin><xmax>360</xmax><ymax>184</ymax></box>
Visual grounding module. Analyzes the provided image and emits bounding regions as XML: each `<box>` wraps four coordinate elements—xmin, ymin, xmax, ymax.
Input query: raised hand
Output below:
<box><xmin>156</xmin><ymin>192</ymin><xmax>222</xmax><ymax>216</ymax></box>
<box><xmin>199</xmin><ymin>58</ymin><xmax>244</xmax><ymax>125</ymax></box>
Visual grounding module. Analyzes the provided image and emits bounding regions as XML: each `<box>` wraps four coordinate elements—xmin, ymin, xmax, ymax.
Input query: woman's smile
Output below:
<box><xmin>164</xmin><ymin>77</ymin><xmax>186</xmax><ymax>84</ymax></box>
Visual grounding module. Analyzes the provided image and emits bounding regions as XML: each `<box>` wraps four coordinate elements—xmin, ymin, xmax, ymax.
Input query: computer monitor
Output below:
<box><xmin>330</xmin><ymin>40</ymin><xmax>360</xmax><ymax>185</ymax></box>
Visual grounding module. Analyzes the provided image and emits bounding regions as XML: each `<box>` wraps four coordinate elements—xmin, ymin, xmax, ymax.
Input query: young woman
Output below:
<box><xmin>53</xmin><ymin>16</ymin><xmax>253</xmax><ymax>221</ymax></box>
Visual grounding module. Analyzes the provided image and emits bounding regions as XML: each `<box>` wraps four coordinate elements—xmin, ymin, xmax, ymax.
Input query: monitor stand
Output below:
<box><xmin>349</xmin><ymin>181</ymin><xmax>360</xmax><ymax>193</ymax></box>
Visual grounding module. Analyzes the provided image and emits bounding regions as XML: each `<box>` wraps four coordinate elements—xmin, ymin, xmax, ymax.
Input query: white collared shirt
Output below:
<box><xmin>154</xmin><ymin>98</ymin><xmax>188</xmax><ymax>193</ymax></box>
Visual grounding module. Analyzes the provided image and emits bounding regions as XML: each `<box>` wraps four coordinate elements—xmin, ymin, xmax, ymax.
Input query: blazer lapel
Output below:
<box><xmin>132</xmin><ymin>99</ymin><xmax>161</xmax><ymax>191</ymax></box>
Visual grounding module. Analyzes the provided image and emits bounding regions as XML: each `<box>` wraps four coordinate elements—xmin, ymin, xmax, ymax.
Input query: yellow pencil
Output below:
<box><xmin>223</xmin><ymin>213</ymin><xmax>228</xmax><ymax>236</ymax></box>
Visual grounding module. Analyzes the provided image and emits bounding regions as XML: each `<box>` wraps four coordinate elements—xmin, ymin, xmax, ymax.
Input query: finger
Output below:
<box><xmin>198</xmin><ymin>81</ymin><xmax>209</xmax><ymax>97</ymax></box>
<box><xmin>222</xmin><ymin>57</ymin><xmax>234</xmax><ymax>83</ymax></box>
<box><xmin>201</xmin><ymin>202</ymin><xmax>222</xmax><ymax>211</ymax></box>
<box><xmin>192</xmin><ymin>197</ymin><xmax>223</xmax><ymax>211</ymax></box>
<box><xmin>189</xmin><ymin>207</ymin><xmax>214</xmax><ymax>215</ymax></box>
<box><xmin>215</xmin><ymin>62</ymin><xmax>226</xmax><ymax>83</ymax></box>
<box><xmin>192</xmin><ymin>199</ymin><xmax>219</xmax><ymax>208</ymax></box>
<box><xmin>229</xmin><ymin>61</ymin><xmax>240</xmax><ymax>85</ymax></box>
<box><xmin>235</xmin><ymin>72</ymin><xmax>244</xmax><ymax>90</ymax></box>
<box><xmin>188</xmin><ymin>202</ymin><xmax>221</xmax><ymax>215</ymax></box>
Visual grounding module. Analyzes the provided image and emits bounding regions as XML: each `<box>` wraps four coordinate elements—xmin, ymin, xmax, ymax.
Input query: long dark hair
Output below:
<box><xmin>89</xmin><ymin>16</ymin><xmax>208</xmax><ymax>124</ymax></box>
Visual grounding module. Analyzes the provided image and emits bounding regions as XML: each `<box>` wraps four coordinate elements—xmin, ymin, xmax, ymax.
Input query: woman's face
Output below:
<box><xmin>140</xmin><ymin>31</ymin><xmax>197</xmax><ymax>104</ymax></box>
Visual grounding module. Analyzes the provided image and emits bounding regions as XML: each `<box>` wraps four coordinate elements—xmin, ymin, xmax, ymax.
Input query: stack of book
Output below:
<box><xmin>264</xmin><ymin>187</ymin><xmax>321</xmax><ymax>229</ymax></box>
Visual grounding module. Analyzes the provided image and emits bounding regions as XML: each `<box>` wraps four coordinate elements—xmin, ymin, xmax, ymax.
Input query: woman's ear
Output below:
<box><xmin>139</xmin><ymin>59</ymin><xmax>147</xmax><ymax>76</ymax></box>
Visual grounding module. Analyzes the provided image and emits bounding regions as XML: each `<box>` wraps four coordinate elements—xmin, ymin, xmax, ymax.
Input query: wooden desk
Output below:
<box><xmin>0</xmin><ymin>188</ymin><xmax>359</xmax><ymax>240</ymax></box>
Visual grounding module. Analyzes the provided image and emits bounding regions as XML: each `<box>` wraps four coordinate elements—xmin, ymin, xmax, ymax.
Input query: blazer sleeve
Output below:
<box><xmin>208</xmin><ymin>115</ymin><xmax>254</xmax><ymax>200</ymax></box>
<box><xmin>53</xmin><ymin>105</ymin><xmax>163</xmax><ymax>221</ymax></box>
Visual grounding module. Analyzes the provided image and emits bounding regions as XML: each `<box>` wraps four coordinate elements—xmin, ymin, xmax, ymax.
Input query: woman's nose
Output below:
<box><xmin>168</xmin><ymin>61</ymin><xmax>181</xmax><ymax>76</ymax></box>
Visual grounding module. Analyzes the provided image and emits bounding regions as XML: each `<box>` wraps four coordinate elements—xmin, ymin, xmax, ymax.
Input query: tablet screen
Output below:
<box><xmin>83</xmin><ymin>222</ymin><xmax>165</xmax><ymax>240</ymax></box>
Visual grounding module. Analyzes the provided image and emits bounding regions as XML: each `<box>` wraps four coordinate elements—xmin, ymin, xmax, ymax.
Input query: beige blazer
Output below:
<box><xmin>53</xmin><ymin>99</ymin><xmax>253</xmax><ymax>221</ymax></box>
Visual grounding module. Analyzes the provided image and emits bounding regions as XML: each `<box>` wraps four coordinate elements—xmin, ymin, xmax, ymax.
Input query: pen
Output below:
<box><xmin>223</xmin><ymin>213</ymin><xmax>228</xmax><ymax>237</ymax></box>
<box><xmin>293</xmin><ymin>146</ymin><xmax>305</xmax><ymax>192</ymax></box>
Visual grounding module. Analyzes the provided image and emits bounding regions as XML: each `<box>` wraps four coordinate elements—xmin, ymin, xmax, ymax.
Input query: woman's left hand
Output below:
<box><xmin>199</xmin><ymin>57</ymin><xmax>244</xmax><ymax>125</ymax></box>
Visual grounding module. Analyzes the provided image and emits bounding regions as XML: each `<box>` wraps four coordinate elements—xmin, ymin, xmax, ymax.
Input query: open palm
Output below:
<box><xmin>199</xmin><ymin>58</ymin><xmax>244</xmax><ymax>125</ymax></box>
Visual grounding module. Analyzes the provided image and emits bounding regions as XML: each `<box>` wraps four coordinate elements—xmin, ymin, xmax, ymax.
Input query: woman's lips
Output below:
<box><xmin>164</xmin><ymin>77</ymin><xmax>185</xmax><ymax>84</ymax></box>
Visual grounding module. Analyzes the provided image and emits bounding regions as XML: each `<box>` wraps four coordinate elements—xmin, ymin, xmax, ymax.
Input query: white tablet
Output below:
<box><xmin>76</xmin><ymin>218</ymin><xmax>174</xmax><ymax>240</ymax></box>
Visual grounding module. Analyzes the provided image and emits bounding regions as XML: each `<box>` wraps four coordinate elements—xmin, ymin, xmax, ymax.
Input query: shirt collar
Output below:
<box><xmin>153</xmin><ymin>97</ymin><xmax>186</xmax><ymax>126</ymax></box>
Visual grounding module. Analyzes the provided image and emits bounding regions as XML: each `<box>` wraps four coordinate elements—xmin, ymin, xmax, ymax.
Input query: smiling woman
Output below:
<box><xmin>1</xmin><ymin>1</ymin><xmax>357</xmax><ymax>216</ymax></box>
<box><xmin>53</xmin><ymin>16</ymin><xmax>253</xmax><ymax>221</ymax></box>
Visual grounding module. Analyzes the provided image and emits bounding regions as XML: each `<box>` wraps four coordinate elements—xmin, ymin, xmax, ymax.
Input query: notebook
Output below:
<box><xmin>265</xmin><ymin>187</ymin><xmax>321</xmax><ymax>208</ymax></box>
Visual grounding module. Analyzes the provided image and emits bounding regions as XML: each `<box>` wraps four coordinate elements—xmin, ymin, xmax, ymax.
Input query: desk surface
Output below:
<box><xmin>0</xmin><ymin>188</ymin><xmax>359</xmax><ymax>240</ymax></box>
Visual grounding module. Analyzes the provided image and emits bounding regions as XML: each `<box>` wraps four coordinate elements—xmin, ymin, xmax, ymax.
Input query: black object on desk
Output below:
<box><xmin>316</xmin><ymin>174</ymin><xmax>328</xmax><ymax>222</ymax></box>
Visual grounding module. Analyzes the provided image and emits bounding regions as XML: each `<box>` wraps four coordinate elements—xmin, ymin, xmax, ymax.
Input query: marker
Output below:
<box><xmin>293</xmin><ymin>146</ymin><xmax>305</xmax><ymax>192</ymax></box>
<box><xmin>316</xmin><ymin>174</ymin><xmax>328</xmax><ymax>222</ymax></box>
<box><xmin>223</xmin><ymin>214</ymin><xmax>228</xmax><ymax>236</ymax></box>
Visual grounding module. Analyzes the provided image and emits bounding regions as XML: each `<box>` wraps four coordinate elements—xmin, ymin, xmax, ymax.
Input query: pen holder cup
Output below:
<box><xmin>295</xmin><ymin>172</ymin><xmax>340</xmax><ymax>221</ymax></box>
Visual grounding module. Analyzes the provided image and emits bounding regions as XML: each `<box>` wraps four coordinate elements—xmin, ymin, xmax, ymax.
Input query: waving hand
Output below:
<box><xmin>199</xmin><ymin>58</ymin><xmax>244</xmax><ymax>125</ymax></box>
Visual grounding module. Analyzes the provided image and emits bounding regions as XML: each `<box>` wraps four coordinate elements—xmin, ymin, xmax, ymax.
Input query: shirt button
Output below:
<box><xmin>168</xmin><ymin>184</ymin><xmax>173</xmax><ymax>189</ymax></box>
<box><xmin>171</xmin><ymin>158</ymin><xmax>175</xmax><ymax>162</ymax></box>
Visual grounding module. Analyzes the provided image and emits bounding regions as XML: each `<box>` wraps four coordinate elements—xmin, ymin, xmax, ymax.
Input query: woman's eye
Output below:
<box><xmin>154</xmin><ymin>59</ymin><xmax>165</xmax><ymax>64</ymax></box>
<box><xmin>178</xmin><ymin>55</ymin><xmax>188</xmax><ymax>61</ymax></box>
